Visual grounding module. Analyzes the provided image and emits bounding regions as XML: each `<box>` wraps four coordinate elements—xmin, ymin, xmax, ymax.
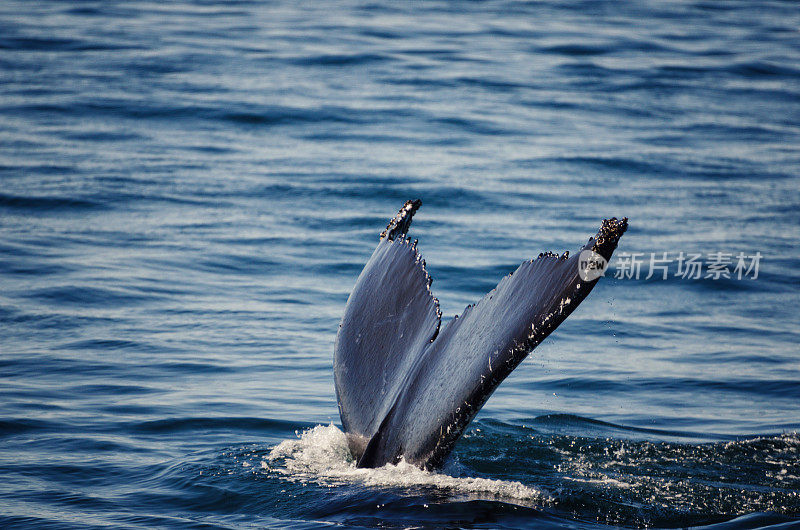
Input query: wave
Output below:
<box><xmin>0</xmin><ymin>193</ymin><xmax>104</xmax><ymax>211</ymax></box>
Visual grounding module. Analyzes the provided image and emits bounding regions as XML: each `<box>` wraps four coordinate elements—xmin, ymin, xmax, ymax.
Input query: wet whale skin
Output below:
<box><xmin>334</xmin><ymin>200</ymin><xmax>628</xmax><ymax>469</ymax></box>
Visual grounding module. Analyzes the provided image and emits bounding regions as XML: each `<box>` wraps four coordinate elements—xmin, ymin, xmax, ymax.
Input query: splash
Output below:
<box><xmin>267</xmin><ymin>424</ymin><xmax>547</xmax><ymax>502</ymax></box>
<box><xmin>260</xmin><ymin>423</ymin><xmax>800</xmax><ymax>527</ymax></box>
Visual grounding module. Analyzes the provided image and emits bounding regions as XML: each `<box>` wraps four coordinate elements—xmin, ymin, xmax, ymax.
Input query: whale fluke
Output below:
<box><xmin>334</xmin><ymin>200</ymin><xmax>628</xmax><ymax>469</ymax></box>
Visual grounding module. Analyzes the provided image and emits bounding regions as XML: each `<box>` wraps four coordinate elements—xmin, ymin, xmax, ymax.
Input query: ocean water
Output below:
<box><xmin>1</xmin><ymin>0</ymin><xmax>799</xmax><ymax>528</ymax></box>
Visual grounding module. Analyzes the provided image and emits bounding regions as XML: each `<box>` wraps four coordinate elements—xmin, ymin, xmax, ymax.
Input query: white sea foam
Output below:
<box><xmin>266</xmin><ymin>424</ymin><xmax>547</xmax><ymax>502</ymax></box>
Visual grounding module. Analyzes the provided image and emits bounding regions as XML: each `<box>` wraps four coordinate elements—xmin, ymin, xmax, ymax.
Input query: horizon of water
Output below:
<box><xmin>1</xmin><ymin>0</ymin><xmax>799</xmax><ymax>528</ymax></box>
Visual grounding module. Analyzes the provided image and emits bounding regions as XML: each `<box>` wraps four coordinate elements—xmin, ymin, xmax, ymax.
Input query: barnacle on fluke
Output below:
<box><xmin>334</xmin><ymin>200</ymin><xmax>628</xmax><ymax>469</ymax></box>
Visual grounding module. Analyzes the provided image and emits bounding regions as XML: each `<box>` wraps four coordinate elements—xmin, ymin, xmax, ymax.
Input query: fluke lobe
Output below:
<box><xmin>334</xmin><ymin>200</ymin><xmax>628</xmax><ymax>469</ymax></box>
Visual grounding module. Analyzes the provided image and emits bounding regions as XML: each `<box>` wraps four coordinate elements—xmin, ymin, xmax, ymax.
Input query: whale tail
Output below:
<box><xmin>334</xmin><ymin>200</ymin><xmax>628</xmax><ymax>469</ymax></box>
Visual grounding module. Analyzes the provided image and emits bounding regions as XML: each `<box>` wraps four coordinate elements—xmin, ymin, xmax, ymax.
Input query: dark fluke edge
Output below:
<box><xmin>334</xmin><ymin>200</ymin><xmax>628</xmax><ymax>469</ymax></box>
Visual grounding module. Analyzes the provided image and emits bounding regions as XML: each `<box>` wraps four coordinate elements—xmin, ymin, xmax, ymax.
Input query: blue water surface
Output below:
<box><xmin>1</xmin><ymin>1</ymin><xmax>799</xmax><ymax>528</ymax></box>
